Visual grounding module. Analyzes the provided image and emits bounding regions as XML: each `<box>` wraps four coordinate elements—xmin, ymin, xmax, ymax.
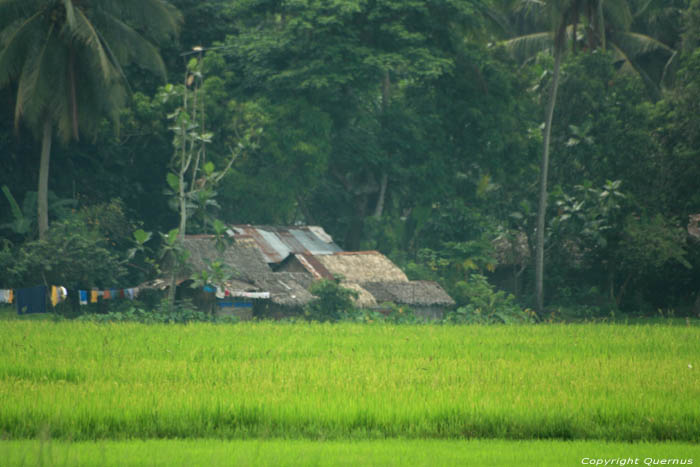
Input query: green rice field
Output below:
<box><xmin>0</xmin><ymin>321</ymin><xmax>698</xmax><ymax>443</ymax></box>
<box><xmin>3</xmin><ymin>439</ymin><xmax>699</xmax><ymax>466</ymax></box>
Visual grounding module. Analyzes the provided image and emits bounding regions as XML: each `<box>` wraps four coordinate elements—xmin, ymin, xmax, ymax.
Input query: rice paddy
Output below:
<box><xmin>0</xmin><ymin>321</ymin><xmax>698</xmax><ymax>443</ymax></box>
<box><xmin>3</xmin><ymin>439</ymin><xmax>699</xmax><ymax>467</ymax></box>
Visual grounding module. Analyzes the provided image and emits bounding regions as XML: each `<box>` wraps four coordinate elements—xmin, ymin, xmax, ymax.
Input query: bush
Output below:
<box><xmin>344</xmin><ymin>303</ymin><xmax>423</xmax><ymax>324</ymax></box>
<box><xmin>4</xmin><ymin>216</ymin><xmax>126</xmax><ymax>290</ymax></box>
<box><xmin>304</xmin><ymin>279</ymin><xmax>358</xmax><ymax>322</ymax></box>
<box><xmin>77</xmin><ymin>299</ymin><xmax>238</xmax><ymax>324</ymax></box>
<box><xmin>444</xmin><ymin>274</ymin><xmax>534</xmax><ymax>324</ymax></box>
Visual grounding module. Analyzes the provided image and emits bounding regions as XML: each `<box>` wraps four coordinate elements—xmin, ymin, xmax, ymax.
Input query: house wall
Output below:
<box><xmin>253</xmin><ymin>301</ymin><xmax>305</xmax><ymax>320</ymax></box>
<box><xmin>412</xmin><ymin>306</ymin><xmax>445</xmax><ymax>322</ymax></box>
<box><xmin>216</xmin><ymin>307</ymin><xmax>253</xmax><ymax>321</ymax></box>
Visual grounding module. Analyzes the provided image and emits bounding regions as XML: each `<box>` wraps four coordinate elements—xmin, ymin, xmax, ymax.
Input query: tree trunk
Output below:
<box><xmin>373</xmin><ymin>172</ymin><xmax>388</xmax><ymax>218</ymax></box>
<box><xmin>168</xmin><ymin>153</ymin><xmax>188</xmax><ymax>310</ymax></box>
<box><xmin>37</xmin><ymin>119</ymin><xmax>52</xmax><ymax>240</ymax></box>
<box><xmin>535</xmin><ymin>45</ymin><xmax>563</xmax><ymax>315</ymax></box>
<box><xmin>345</xmin><ymin>194</ymin><xmax>368</xmax><ymax>251</ymax></box>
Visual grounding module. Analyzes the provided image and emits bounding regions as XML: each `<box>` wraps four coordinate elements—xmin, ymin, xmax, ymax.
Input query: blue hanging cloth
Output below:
<box><xmin>16</xmin><ymin>285</ymin><xmax>48</xmax><ymax>314</ymax></box>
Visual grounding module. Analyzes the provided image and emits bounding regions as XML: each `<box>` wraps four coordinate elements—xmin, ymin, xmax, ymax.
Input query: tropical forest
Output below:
<box><xmin>0</xmin><ymin>0</ymin><xmax>699</xmax><ymax>465</ymax></box>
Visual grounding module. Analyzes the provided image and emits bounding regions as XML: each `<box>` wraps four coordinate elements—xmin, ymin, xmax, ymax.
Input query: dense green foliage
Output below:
<box><xmin>304</xmin><ymin>279</ymin><xmax>358</xmax><ymax>322</ymax></box>
<box><xmin>1</xmin><ymin>0</ymin><xmax>699</xmax><ymax>316</ymax></box>
<box><xmin>0</xmin><ymin>321</ymin><xmax>698</xmax><ymax>441</ymax></box>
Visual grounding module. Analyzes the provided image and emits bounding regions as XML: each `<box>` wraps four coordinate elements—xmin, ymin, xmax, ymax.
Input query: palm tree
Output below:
<box><xmin>498</xmin><ymin>0</ymin><xmax>675</xmax><ymax>314</ymax></box>
<box><xmin>0</xmin><ymin>0</ymin><xmax>181</xmax><ymax>238</ymax></box>
<box><xmin>503</xmin><ymin>0</ymin><xmax>676</xmax><ymax>98</ymax></box>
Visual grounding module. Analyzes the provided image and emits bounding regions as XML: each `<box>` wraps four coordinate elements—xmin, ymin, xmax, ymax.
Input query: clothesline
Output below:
<box><xmin>1</xmin><ymin>284</ymin><xmax>143</xmax><ymax>315</ymax></box>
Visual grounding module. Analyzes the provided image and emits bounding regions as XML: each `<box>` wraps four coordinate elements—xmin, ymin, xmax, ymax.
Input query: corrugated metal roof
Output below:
<box><xmin>257</xmin><ymin>229</ymin><xmax>292</xmax><ymax>262</ymax></box>
<box><xmin>290</xmin><ymin>229</ymin><xmax>341</xmax><ymax>255</ymax></box>
<box><xmin>295</xmin><ymin>253</ymin><xmax>334</xmax><ymax>280</ymax></box>
<box><xmin>230</xmin><ymin>225</ymin><xmax>341</xmax><ymax>264</ymax></box>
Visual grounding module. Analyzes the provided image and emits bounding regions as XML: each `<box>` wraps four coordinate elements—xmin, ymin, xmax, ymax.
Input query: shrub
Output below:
<box><xmin>304</xmin><ymin>279</ymin><xmax>358</xmax><ymax>322</ymax></box>
<box><xmin>77</xmin><ymin>299</ymin><xmax>238</xmax><ymax>324</ymax></box>
<box><xmin>444</xmin><ymin>274</ymin><xmax>533</xmax><ymax>324</ymax></box>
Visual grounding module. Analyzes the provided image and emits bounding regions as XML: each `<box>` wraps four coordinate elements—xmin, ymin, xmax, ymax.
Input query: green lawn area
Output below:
<box><xmin>2</xmin><ymin>439</ymin><xmax>698</xmax><ymax>467</ymax></box>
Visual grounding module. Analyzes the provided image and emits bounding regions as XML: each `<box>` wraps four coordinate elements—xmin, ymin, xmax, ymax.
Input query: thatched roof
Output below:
<box><xmin>182</xmin><ymin>236</ymin><xmax>271</xmax><ymax>282</ymax></box>
<box><xmin>492</xmin><ymin>230</ymin><xmax>530</xmax><ymax>266</ymax></box>
<box><xmin>316</xmin><ymin>251</ymin><xmax>408</xmax><ymax>283</ymax></box>
<box><xmin>689</xmin><ymin>214</ymin><xmax>700</xmax><ymax>240</ymax></box>
<box><xmin>252</xmin><ymin>273</ymin><xmax>315</xmax><ymax>306</ymax></box>
<box><xmin>342</xmin><ymin>283</ymin><xmax>378</xmax><ymax>308</ymax></box>
<box><xmin>361</xmin><ymin>281</ymin><xmax>456</xmax><ymax>307</ymax></box>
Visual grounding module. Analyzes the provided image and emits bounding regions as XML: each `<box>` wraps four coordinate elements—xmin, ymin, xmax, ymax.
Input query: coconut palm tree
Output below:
<box><xmin>503</xmin><ymin>0</ymin><xmax>676</xmax><ymax>98</ymax></box>
<box><xmin>0</xmin><ymin>0</ymin><xmax>181</xmax><ymax>238</ymax></box>
<box><xmin>495</xmin><ymin>0</ymin><xmax>675</xmax><ymax>314</ymax></box>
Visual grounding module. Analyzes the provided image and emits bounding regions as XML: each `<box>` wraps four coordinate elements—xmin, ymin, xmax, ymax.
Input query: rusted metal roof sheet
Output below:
<box><xmin>290</xmin><ymin>229</ymin><xmax>341</xmax><ymax>255</ymax></box>
<box><xmin>231</xmin><ymin>225</ymin><xmax>341</xmax><ymax>264</ymax></box>
<box><xmin>278</xmin><ymin>229</ymin><xmax>308</xmax><ymax>253</ymax></box>
<box><xmin>295</xmin><ymin>253</ymin><xmax>334</xmax><ymax>280</ymax></box>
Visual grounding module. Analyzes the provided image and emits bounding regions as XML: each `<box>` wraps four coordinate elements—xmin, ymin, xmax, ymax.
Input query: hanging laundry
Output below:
<box><xmin>103</xmin><ymin>290</ymin><xmax>111</xmax><ymax>300</ymax></box>
<box><xmin>59</xmin><ymin>286</ymin><xmax>68</xmax><ymax>302</ymax></box>
<box><xmin>79</xmin><ymin>290</ymin><xmax>88</xmax><ymax>305</ymax></box>
<box><xmin>125</xmin><ymin>288</ymin><xmax>135</xmax><ymax>300</ymax></box>
<box><xmin>0</xmin><ymin>289</ymin><xmax>12</xmax><ymax>304</ymax></box>
<box><xmin>50</xmin><ymin>286</ymin><xmax>59</xmax><ymax>307</ymax></box>
<box><xmin>9</xmin><ymin>289</ymin><xmax>12</xmax><ymax>304</ymax></box>
<box><xmin>90</xmin><ymin>290</ymin><xmax>98</xmax><ymax>303</ymax></box>
<box><xmin>118</xmin><ymin>289</ymin><xmax>125</xmax><ymax>299</ymax></box>
<box><xmin>110</xmin><ymin>289</ymin><xmax>118</xmax><ymax>299</ymax></box>
<box><xmin>16</xmin><ymin>286</ymin><xmax>47</xmax><ymax>315</ymax></box>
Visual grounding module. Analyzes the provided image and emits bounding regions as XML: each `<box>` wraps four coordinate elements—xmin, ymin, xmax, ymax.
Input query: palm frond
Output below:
<box><xmin>62</xmin><ymin>0</ymin><xmax>76</xmax><ymax>29</ymax></box>
<box><xmin>0</xmin><ymin>0</ymin><xmax>46</xmax><ymax>31</ymax></box>
<box><xmin>632</xmin><ymin>0</ymin><xmax>654</xmax><ymax>19</ymax></box>
<box><xmin>0</xmin><ymin>12</ymin><xmax>46</xmax><ymax>87</ymax></box>
<box><xmin>14</xmin><ymin>24</ymin><xmax>60</xmax><ymax>129</ymax></box>
<box><xmin>99</xmin><ymin>0</ymin><xmax>182</xmax><ymax>43</ymax></box>
<box><xmin>68</xmin><ymin>6</ymin><xmax>119</xmax><ymax>83</ymax></box>
<box><xmin>613</xmin><ymin>31</ymin><xmax>673</xmax><ymax>57</ymax></box>
<box><xmin>610</xmin><ymin>41</ymin><xmax>661</xmax><ymax>100</ymax></box>
<box><xmin>93</xmin><ymin>10</ymin><xmax>167</xmax><ymax>78</ymax></box>
<box><xmin>502</xmin><ymin>31</ymin><xmax>554</xmax><ymax>63</ymax></box>
<box><xmin>660</xmin><ymin>49</ymin><xmax>678</xmax><ymax>87</ymax></box>
<box><xmin>603</xmin><ymin>0</ymin><xmax>633</xmax><ymax>31</ymax></box>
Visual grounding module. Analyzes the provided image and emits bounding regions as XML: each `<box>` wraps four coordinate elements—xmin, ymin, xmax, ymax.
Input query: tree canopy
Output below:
<box><xmin>0</xmin><ymin>0</ymin><xmax>699</xmax><ymax>318</ymax></box>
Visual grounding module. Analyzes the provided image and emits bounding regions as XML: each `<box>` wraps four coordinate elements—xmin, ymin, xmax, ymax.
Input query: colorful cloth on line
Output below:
<box><xmin>49</xmin><ymin>285</ymin><xmax>68</xmax><ymax>308</ymax></box>
<box><xmin>0</xmin><ymin>289</ymin><xmax>13</xmax><ymax>304</ymax></box>
<box><xmin>50</xmin><ymin>286</ymin><xmax>59</xmax><ymax>307</ymax></box>
<box><xmin>79</xmin><ymin>288</ymin><xmax>139</xmax><ymax>304</ymax></box>
<box><xmin>16</xmin><ymin>285</ymin><xmax>47</xmax><ymax>315</ymax></box>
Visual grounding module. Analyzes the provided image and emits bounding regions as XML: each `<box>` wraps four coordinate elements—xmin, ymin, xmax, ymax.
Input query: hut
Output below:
<box><xmin>360</xmin><ymin>281</ymin><xmax>455</xmax><ymax>320</ymax></box>
<box><xmin>313</xmin><ymin>251</ymin><xmax>455</xmax><ymax>319</ymax></box>
<box><xmin>230</xmin><ymin>225</ymin><xmax>342</xmax><ymax>266</ymax></box>
<box><xmin>152</xmin><ymin>235</ymin><xmax>316</xmax><ymax>319</ymax></box>
<box><xmin>250</xmin><ymin>272</ymin><xmax>316</xmax><ymax>319</ymax></box>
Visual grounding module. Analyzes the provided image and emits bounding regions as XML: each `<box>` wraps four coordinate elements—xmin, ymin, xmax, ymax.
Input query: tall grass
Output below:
<box><xmin>0</xmin><ymin>322</ymin><xmax>697</xmax><ymax>441</ymax></box>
